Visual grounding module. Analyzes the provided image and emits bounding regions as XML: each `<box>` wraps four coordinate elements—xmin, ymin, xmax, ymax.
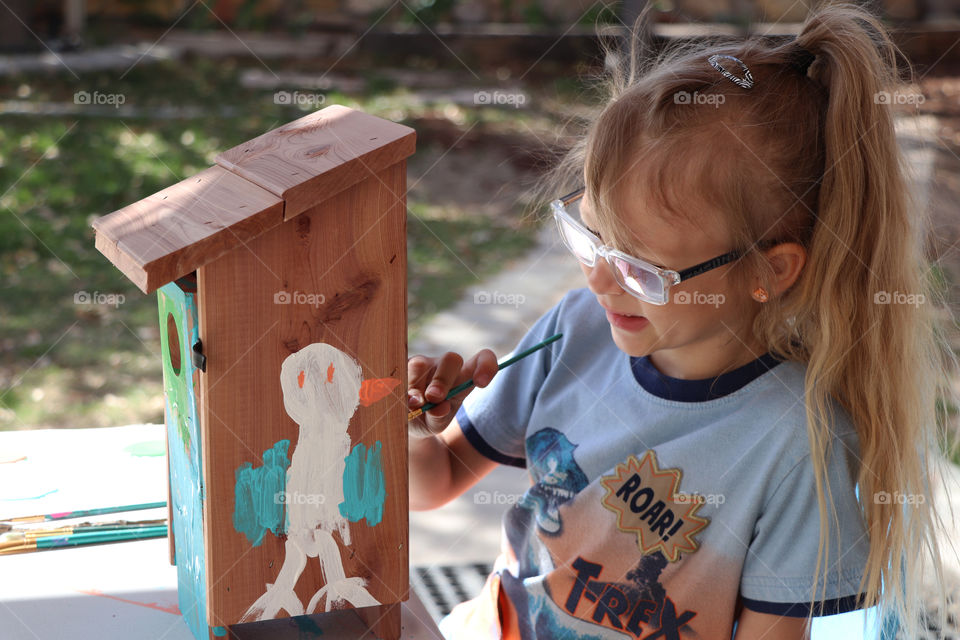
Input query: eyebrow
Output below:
<box><xmin>577</xmin><ymin>195</ymin><xmax>664</xmax><ymax>266</ymax></box>
<box><xmin>580</xmin><ymin>217</ymin><xmax>660</xmax><ymax>267</ymax></box>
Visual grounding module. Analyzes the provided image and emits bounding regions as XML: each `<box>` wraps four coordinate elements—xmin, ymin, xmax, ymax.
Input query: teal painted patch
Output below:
<box><xmin>124</xmin><ymin>440</ymin><xmax>166</xmax><ymax>457</ymax></box>
<box><xmin>339</xmin><ymin>440</ymin><xmax>386</xmax><ymax>526</ymax></box>
<box><xmin>212</xmin><ymin>626</ymin><xmax>227</xmax><ymax>637</ymax></box>
<box><xmin>233</xmin><ymin>439</ymin><xmax>291</xmax><ymax>546</ymax></box>
<box><xmin>291</xmin><ymin>615</ymin><xmax>324</xmax><ymax>636</ymax></box>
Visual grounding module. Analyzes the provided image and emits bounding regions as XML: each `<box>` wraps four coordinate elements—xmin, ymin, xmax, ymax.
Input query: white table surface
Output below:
<box><xmin>0</xmin><ymin>425</ymin><xmax>443</xmax><ymax>639</ymax></box>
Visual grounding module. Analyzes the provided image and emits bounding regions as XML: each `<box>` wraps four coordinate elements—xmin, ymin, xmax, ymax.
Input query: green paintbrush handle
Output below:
<box><xmin>35</xmin><ymin>525</ymin><xmax>168</xmax><ymax>549</ymax></box>
<box><xmin>1</xmin><ymin>501</ymin><xmax>167</xmax><ymax>524</ymax></box>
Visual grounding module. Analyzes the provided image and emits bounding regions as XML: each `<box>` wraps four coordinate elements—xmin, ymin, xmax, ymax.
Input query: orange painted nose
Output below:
<box><xmin>359</xmin><ymin>378</ymin><xmax>401</xmax><ymax>407</ymax></box>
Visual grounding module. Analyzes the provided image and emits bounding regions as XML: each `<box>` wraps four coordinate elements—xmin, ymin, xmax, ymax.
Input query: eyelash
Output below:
<box><xmin>584</xmin><ymin>224</ymin><xmax>603</xmax><ymax>240</ymax></box>
<box><xmin>583</xmin><ymin>224</ymin><xmax>660</xmax><ymax>268</ymax></box>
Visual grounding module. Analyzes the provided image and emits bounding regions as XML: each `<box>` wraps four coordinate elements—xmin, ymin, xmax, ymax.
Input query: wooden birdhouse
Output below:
<box><xmin>91</xmin><ymin>106</ymin><xmax>415</xmax><ymax>640</ymax></box>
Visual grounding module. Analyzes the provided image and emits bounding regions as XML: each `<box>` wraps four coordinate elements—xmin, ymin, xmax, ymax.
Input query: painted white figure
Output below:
<box><xmin>241</xmin><ymin>343</ymin><xmax>381</xmax><ymax>621</ymax></box>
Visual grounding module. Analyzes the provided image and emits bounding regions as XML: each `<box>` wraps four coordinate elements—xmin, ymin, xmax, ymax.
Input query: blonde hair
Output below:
<box><xmin>530</xmin><ymin>1</ymin><xmax>958</xmax><ymax>635</ymax></box>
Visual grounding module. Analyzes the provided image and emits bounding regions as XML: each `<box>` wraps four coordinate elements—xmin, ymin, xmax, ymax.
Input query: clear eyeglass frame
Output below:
<box><xmin>550</xmin><ymin>186</ymin><xmax>750</xmax><ymax>305</ymax></box>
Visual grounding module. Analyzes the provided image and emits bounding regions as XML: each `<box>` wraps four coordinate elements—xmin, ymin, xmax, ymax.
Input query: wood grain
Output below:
<box><xmin>198</xmin><ymin>161</ymin><xmax>408</xmax><ymax>632</ymax></box>
<box><xmin>215</xmin><ymin>105</ymin><xmax>416</xmax><ymax>221</ymax></box>
<box><xmin>92</xmin><ymin>166</ymin><xmax>284</xmax><ymax>294</ymax></box>
<box><xmin>355</xmin><ymin>602</ymin><xmax>403</xmax><ymax>640</ymax></box>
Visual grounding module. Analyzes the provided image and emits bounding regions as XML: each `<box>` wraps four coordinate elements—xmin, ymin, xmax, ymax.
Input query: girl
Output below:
<box><xmin>407</xmin><ymin>2</ymin><xmax>957</xmax><ymax>638</ymax></box>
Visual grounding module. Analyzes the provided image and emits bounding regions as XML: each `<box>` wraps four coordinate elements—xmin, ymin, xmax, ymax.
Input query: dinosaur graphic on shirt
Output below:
<box><xmin>518</xmin><ymin>428</ymin><xmax>590</xmax><ymax>535</ymax></box>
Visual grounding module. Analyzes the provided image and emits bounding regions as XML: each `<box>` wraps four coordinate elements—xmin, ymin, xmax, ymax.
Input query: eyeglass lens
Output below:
<box><xmin>557</xmin><ymin>198</ymin><xmax>666</xmax><ymax>302</ymax></box>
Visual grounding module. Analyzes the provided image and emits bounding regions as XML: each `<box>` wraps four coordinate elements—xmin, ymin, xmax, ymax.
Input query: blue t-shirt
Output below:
<box><xmin>445</xmin><ymin>287</ymin><xmax>870</xmax><ymax>640</ymax></box>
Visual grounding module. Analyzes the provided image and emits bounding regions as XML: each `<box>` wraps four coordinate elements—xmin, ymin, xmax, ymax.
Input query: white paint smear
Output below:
<box><xmin>241</xmin><ymin>343</ymin><xmax>381</xmax><ymax>622</ymax></box>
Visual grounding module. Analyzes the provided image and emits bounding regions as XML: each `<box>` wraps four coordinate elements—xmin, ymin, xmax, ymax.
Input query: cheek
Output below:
<box><xmin>643</xmin><ymin>287</ymin><xmax>726</xmax><ymax>329</ymax></box>
<box><xmin>663</xmin><ymin>285</ymin><xmax>747</xmax><ymax>328</ymax></box>
<box><xmin>647</xmin><ymin>303</ymin><xmax>699</xmax><ymax>331</ymax></box>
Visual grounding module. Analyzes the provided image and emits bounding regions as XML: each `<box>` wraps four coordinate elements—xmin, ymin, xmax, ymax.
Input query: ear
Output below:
<box><xmin>760</xmin><ymin>242</ymin><xmax>806</xmax><ymax>295</ymax></box>
<box><xmin>358</xmin><ymin>378</ymin><xmax>402</xmax><ymax>407</ymax></box>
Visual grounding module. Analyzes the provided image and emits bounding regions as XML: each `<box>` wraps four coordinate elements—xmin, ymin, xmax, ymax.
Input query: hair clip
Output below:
<box><xmin>707</xmin><ymin>54</ymin><xmax>755</xmax><ymax>90</ymax></box>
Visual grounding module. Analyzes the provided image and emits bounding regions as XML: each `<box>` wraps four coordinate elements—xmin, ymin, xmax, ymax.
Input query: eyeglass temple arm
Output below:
<box><xmin>559</xmin><ymin>187</ymin><xmax>585</xmax><ymax>205</ymax></box>
<box><xmin>676</xmin><ymin>250</ymin><xmax>744</xmax><ymax>281</ymax></box>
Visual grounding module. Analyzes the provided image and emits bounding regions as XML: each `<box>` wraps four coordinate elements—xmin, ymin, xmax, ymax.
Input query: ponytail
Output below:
<box><xmin>774</xmin><ymin>5</ymin><xmax>954</xmax><ymax>636</ymax></box>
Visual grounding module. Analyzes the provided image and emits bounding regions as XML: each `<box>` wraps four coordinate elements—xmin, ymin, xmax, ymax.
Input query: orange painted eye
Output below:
<box><xmin>327</xmin><ymin>363</ymin><xmax>335</xmax><ymax>383</ymax></box>
<box><xmin>297</xmin><ymin>370</ymin><xmax>305</xmax><ymax>388</ymax></box>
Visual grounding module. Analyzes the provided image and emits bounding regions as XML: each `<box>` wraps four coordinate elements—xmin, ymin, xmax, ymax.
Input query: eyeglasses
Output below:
<box><xmin>551</xmin><ymin>187</ymin><xmax>746</xmax><ymax>305</ymax></box>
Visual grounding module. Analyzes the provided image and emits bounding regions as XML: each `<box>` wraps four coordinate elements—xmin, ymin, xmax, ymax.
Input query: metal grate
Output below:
<box><xmin>410</xmin><ymin>563</ymin><xmax>493</xmax><ymax>623</ymax></box>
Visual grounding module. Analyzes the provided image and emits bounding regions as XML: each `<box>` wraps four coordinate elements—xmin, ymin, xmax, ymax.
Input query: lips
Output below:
<box><xmin>600</xmin><ymin>303</ymin><xmax>649</xmax><ymax>332</ymax></box>
<box><xmin>599</xmin><ymin>302</ymin><xmax>642</xmax><ymax>317</ymax></box>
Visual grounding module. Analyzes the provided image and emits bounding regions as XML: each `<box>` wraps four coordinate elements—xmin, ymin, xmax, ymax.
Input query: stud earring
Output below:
<box><xmin>751</xmin><ymin>287</ymin><xmax>769</xmax><ymax>303</ymax></box>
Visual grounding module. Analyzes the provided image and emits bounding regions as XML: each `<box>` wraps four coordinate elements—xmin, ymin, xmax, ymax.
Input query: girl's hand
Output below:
<box><xmin>407</xmin><ymin>349</ymin><xmax>498</xmax><ymax>438</ymax></box>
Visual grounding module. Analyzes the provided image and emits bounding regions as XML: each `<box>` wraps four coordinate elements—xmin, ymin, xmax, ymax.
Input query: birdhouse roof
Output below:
<box><xmin>92</xmin><ymin>105</ymin><xmax>416</xmax><ymax>294</ymax></box>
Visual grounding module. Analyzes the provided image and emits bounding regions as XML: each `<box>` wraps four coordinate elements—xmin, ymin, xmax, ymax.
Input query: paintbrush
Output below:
<box><xmin>0</xmin><ymin>524</ymin><xmax>168</xmax><ymax>555</ymax></box>
<box><xmin>0</xmin><ymin>518</ymin><xmax>168</xmax><ymax>543</ymax></box>
<box><xmin>0</xmin><ymin>501</ymin><xmax>166</xmax><ymax>528</ymax></box>
<box><xmin>407</xmin><ymin>332</ymin><xmax>563</xmax><ymax>421</ymax></box>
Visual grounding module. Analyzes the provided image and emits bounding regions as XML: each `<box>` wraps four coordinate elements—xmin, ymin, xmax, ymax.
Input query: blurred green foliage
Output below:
<box><xmin>0</xmin><ymin>58</ymin><xmax>546</xmax><ymax>428</ymax></box>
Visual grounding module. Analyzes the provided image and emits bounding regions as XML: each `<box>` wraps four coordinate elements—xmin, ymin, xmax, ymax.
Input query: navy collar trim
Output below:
<box><xmin>630</xmin><ymin>352</ymin><xmax>784</xmax><ymax>402</ymax></box>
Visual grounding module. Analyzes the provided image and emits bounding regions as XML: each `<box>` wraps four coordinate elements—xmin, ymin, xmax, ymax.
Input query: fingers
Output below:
<box><xmin>465</xmin><ymin>348</ymin><xmax>498</xmax><ymax>387</ymax></box>
<box><xmin>408</xmin><ymin>349</ymin><xmax>497</xmax><ymax>399</ymax></box>
<box><xmin>406</xmin><ymin>351</ymin><xmax>465</xmax><ymax>420</ymax></box>
<box><xmin>424</xmin><ymin>352</ymin><xmax>464</xmax><ymax>404</ymax></box>
<box><xmin>407</xmin><ymin>355</ymin><xmax>434</xmax><ymax>407</ymax></box>
<box><xmin>407</xmin><ymin>349</ymin><xmax>499</xmax><ymax>437</ymax></box>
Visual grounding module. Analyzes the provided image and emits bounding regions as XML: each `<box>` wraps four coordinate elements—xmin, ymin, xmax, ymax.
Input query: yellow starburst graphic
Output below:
<box><xmin>599</xmin><ymin>451</ymin><xmax>710</xmax><ymax>562</ymax></box>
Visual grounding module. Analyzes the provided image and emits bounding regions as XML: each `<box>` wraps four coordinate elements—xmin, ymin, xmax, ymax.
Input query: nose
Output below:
<box><xmin>582</xmin><ymin>258</ymin><xmax>621</xmax><ymax>296</ymax></box>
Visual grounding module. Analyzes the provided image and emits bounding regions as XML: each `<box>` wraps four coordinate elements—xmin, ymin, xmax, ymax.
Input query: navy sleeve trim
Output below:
<box><xmin>456</xmin><ymin>406</ymin><xmax>526</xmax><ymax>468</ymax></box>
<box><xmin>741</xmin><ymin>593</ymin><xmax>867</xmax><ymax>617</ymax></box>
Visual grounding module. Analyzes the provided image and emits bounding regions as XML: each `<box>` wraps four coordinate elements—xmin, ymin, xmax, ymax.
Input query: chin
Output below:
<box><xmin>609</xmin><ymin>328</ymin><xmax>651</xmax><ymax>358</ymax></box>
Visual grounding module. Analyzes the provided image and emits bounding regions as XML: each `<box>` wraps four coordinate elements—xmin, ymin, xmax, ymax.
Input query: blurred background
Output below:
<box><xmin>0</xmin><ymin>0</ymin><xmax>957</xmax><ymax>431</ymax></box>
